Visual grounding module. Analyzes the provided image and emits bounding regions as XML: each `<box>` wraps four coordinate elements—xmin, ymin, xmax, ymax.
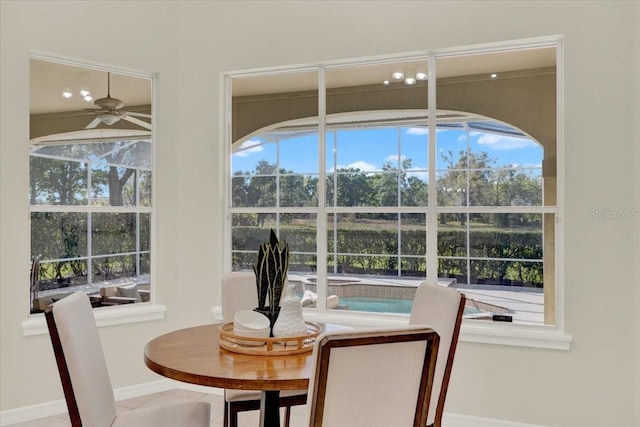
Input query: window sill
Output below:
<box><xmin>22</xmin><ymin>303</ymin><xmax>167</xmax><ymax>336</ymax></box>
<box><xmin>306</xmin><ymin>310</ymin><xmax>572</xmax><ymax>350</ymax></box>
<box><xmin>212</xmin><ymin>306</ymin><xmax>572</xmax><ymax>351</ymax></box>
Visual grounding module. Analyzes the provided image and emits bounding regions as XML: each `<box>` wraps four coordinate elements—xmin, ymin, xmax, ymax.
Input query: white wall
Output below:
<box><xmin>1</xmin><ymin>1</ymin><xmax>638</xmax><ymax>426</ymax></box>
<box><xmin>634</xmin><ymin>2</ymin><xmax>640</xmax><ymax>425</ymax></box>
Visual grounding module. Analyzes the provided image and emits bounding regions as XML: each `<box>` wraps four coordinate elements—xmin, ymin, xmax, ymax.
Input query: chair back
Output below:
<box><xmin>409</xmin><ymin>282</ymin><xmax>465</xmax><ymax>426</ymax></box>
<box><xmin>307</xmin><ymin>327</ymin><xmax>440</xmax><ymax>427</ymax></box>
<box><xmin>45</xmin><ymin>292</ymin><xmax>117</xmax><ymax>427</ymax></box>
<box><xmin>221</xmin><ymin>271</ymin><xmax>258</xmax><ymax>322</ymax></box>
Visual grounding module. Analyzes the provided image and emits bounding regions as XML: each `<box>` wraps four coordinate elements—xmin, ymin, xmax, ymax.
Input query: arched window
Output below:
<box><xmin>225</xmin><ymin>39</ymin><xmax>561</xmax><ymax>330</ymax></box>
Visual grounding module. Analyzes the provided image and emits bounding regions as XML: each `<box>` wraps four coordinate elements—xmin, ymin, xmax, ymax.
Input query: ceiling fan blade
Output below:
<box><xmin>85</xmin><ymin>117</ymin><xmax>102</xmax><ymax>129</ymax></box>
<box><xmin>124</xmin><ymin>111</ymin><xmax>152</xmax><ymax>119</ymax></box>
<box><xmin>122</xmin><ymin>115</ymin><xmax>152</xmax><ymax>130</ymax></box>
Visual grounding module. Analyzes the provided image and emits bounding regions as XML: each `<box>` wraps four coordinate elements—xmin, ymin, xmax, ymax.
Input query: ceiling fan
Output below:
<box><xmin>85</xmin><ymin>72</ymin><xmax>152</xmax><ymax>130</ymax></box>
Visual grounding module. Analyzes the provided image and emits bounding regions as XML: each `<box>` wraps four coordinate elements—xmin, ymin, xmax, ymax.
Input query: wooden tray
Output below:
<box><xmin>219</xmin><ymin>321</ymin><xmax>321</xmax><ymax>355</ymax></box>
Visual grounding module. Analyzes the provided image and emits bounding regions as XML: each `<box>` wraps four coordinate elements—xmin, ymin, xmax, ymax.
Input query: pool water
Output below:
<box><xmin>339</xmin><ymin>297</ymin><xmax>414</xmax><ymax>314</ymax></box>
<box><xmin>339</xmin><ymin>296</ymin><xmax>485</xmax><ymax>316</ymax></box>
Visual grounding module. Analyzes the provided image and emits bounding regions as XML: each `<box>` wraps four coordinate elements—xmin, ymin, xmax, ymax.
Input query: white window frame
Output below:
<box><xmin>22</xmin><ymin>54</ymin><xmax>165</xmax><ymax>336</ymax></box>
<box><xmin>221</xmin><ymin>36</ymin><xmax>571</xmax><ymax>350</ymax></box>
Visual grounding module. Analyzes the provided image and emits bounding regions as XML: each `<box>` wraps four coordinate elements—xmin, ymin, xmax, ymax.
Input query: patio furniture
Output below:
<box><xmin>45</xmin><ymin>291</ymin><xmax>210</xmax><ymax>427</ymax></box>
<box><xmin>99</xmin><ymin>283</ymin><xmax>149</xmax><ymax>305</ymax></box>
<box><xmin>306</xmin><ymin>326</ymin><xmax>440</xmax><ymax>427</ymax></box>
<box><xmin>221</xmin><ymin>272</ymin><xmax>307</xmax><ymax>427</ymax></box>
<box><xmin>409</xmin><ymin>282</ymin><xmax>466</xmax><ymax>427</ymax></box>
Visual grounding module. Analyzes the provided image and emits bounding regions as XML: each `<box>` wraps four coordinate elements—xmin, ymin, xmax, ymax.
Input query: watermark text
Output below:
<box><xmin>589</xmin><ymin>208</ymin><xmax>639</xmax><ymax>220</ymax></box>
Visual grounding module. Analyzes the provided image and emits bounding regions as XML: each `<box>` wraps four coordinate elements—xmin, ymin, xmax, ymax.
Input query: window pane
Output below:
<box><xmin>437</xmin><ymin>258</ymin><xmax>467</xmax><ymax>282</ymax></box>
<box><xmin>37</xmin><ymin>259</ymin><xmax>88</xmax><ymax>289</ymax></box>
<box><xmin>332</xmin><ymin>172</ymin><xmax>370</xmax><ymax>207</ymax></box>
<box><xmin>279</xmin><ymin>174</ymin><xmax>318</xmax><ymax>207</ymax></box>
<box><xmin>468</xmin><ymin>213</ymin><xmax>543</xmax><ymax>286</ymax></box>
<box><xmin>232</xmin><ymin>140</ymin><xmax>277</xmax><ymax>176</ymax></box>
<box><xmin>437</xmin><ymin>171</ymin><xmax>467</xmax><ymax>206</ymax></box>
<box><xmin>231</xmin><ymin>217</ymin><xmax>273</xmax><ymax>270</ymax></box>
<box><xmin>468</xmin><ymin>130</ymin><xmax>542</xmax><ymax>172</ymax></box>
<box><xmin>400</xmin><ymin>127</ymin><xmax>429</xmax><ymax>206</ymax></box>
<box><xmin>280</xmin><ymin>133</ymin><xmax>318</xmax><ymax>174</ymax></box>
<box><xmin>280</xmin><ymin>214</ymin><xmax>317</xmax><ymax>274</ymax></box>
<box><xmin>469</xmin><ymin>259</ymin><xmax>543</xmax><ymax>287</ymax></box>
<box><xmin>91</xmin><ymin>254</ymin><xmax>137</xmax><ymax>282</ymax></box>
<box><xmin>31</xmin><ymin>212</ymin><xmax>88</xmax><ymax>259</ymax></box>
<box><xmin>140</xmin><ymin>213</ymin><xmax>150</xmax><ymax>251</ymax></box>
<box><xmin>437</xmin><ymin>215</ymin><xmax>467</xmax><ymax>257</ymax></box>
<box><xmin>30</xmin><ymin>157</ymin><xmax>88</xmax><ymax>205</ymax></box>
<box><xmin>247</xmin><ymin>176</ymin><xmax>277</xmax><ymax>207</ymax></box>
<box><xmin>436</xmin><ymin>127</ymin><xmax>467</xmax><ymax>171</ymax></box>
<box><xmin>91</xmin><ymin>164</ymin><xmax>137</xmax><ymax>207</ymax></box>
<box><xmin>139</xmin><ymin>170</ymin><xmax>152</xmax><ymax>207</ymax></box>
<box><xmin>91</xmin><ymin>213</ymin><xmax>137</xmax><ymax>255</ymax></box>
<box><xmin>328</xmin><ymin>213</ymin><xmax>398</xmax><ymax>275</ymax></box>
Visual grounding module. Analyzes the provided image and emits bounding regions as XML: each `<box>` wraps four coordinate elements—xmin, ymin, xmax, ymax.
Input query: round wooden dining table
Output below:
<box><xmin>144</xmin><ymin>323</ymin><xmax>341</xmax><ymax>427</ymax></box>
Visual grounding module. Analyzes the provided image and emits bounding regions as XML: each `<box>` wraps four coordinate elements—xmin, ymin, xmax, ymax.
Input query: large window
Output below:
<box><xmin>226</xmin><ymin>40</ymin><xmax>560</xmax><ymax>327</ymax></box>
<box><xmin>29</xmin><ymin>57</ymin><xmax>153</xmax><ymax>313</ymax></box>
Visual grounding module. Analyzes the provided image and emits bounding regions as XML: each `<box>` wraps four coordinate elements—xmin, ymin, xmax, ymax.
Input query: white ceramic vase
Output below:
<box><xmin>272</xmin><ymin>292</ymin><xmax>307</xmax><ymax>338</ymax></box>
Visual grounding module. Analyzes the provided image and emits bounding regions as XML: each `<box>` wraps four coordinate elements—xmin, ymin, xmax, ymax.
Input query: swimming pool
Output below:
<box><xmin>339</xmin><ymin>296</ymin><xmax>487</xmax><ymax>316</ymax></box>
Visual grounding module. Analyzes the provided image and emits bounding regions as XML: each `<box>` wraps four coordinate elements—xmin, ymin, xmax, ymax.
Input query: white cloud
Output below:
<box><xmin>384</xmin><ymin>154</ymin><xmax>407</xmax><ymax>164</ymax></box>
<box><xmin>233</xmin><ymin>139</ymin><xmax>263</xmax><ymax>157</ymax></box>
<box><xmin>406</xmin><ymin>127</ymin><xmax>428</xmax><ymax>135</ymax></box>
<box><xmin>406</xmin><ymin>169</ymin><xmax>428</xmax><ymax>181</ymax></box>
<box><xmin>474</xmin><ymin>133</ymin><xmax>536</xmax><ymax>150</ymax></box>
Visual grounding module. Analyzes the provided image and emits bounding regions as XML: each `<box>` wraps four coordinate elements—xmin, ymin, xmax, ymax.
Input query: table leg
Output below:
<box><xmin>259</xmin><ymin>390</ymin><xmax>281</xmax><ymax>427</ymax></box>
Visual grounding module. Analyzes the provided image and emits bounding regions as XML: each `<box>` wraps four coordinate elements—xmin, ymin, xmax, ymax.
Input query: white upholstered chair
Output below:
<box><xmin>306</xmin><ymin>326</ymin><xmax>440</xmax><ymax>427</ymax></box>
<box><xmin>221</xmin><ymin>272</ymin><xmax>307</xmax><ymax>427</ymax></box>
<box><xmin>45</xmin><ymin>292</ymin><xmax>210</xmax><ymax>427</ymax></box>
<box><xmin>409</xmin><ymin>282</ymin><xmax>466</xmax><ymax>427</ymax></box>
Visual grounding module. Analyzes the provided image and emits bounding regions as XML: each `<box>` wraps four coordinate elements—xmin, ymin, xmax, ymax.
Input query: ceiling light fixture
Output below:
<box><xmin>384</xmin><ymin>69</ymin><xmax>427</xmax><ymax>86</ymax></box>
<box><xmin>404</xmin><ymin>76</ymin><xmax>417</xmax><ymax>85</ymax></box>
<box><xmin>490</xmin><ymin>73</ymin><xmax>498</xmax><ymax>78</ymax></box>
<box><xmin>62</xmin><ymin>89</ymin><xmax>73</xmax><ymax>99</ymax></box>
<box><xmin>80</xmin><ymin>89</ymin><xmax>91</xmax><ymax>97</ymax></box>
<box><xmin>83</xmin><ymin>95</ymin><xmax>93</xmax><ymax>102</ymax></box>
<box><xmin>98</xmin><ymin>114</ymin><xmax>120</xmax><ymax>126</ymax></box>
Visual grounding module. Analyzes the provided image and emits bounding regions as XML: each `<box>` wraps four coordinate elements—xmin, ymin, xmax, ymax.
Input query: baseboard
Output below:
<box><xmin>443</xmin><ymin>413</ymin><xmax>546</xmax><ymax>427</ymax></box>
<box><xmin>0</xmin><ymin>379</ymin><xmax>223</xmax><ymax>426</ymax></box>
<box><xmin>1</xmin><ymin>380</ymin><xmax>543</xmax><ymax>427</ymax></box>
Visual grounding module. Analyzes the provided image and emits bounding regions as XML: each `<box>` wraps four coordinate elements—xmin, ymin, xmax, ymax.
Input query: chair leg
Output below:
<box><xmin>284</xmin><ymin>406</ymin><xmax>292</xmax><ymax>427</ymax></box>
<box><xmin>229</xmin><ymin>403</ymin><xmax>239</xmax><ymax>427</ymax></box>
<box><xmin>223</xmin><ymin>402</ymin><xmax>228</xmax><ymax>427</ymax></box>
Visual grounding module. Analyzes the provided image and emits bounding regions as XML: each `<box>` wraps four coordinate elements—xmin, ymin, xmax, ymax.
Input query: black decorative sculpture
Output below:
<box><xmin>253</xmin><ymin>229</ymin><xmax>289</xmax><ymax>330</ymax></box>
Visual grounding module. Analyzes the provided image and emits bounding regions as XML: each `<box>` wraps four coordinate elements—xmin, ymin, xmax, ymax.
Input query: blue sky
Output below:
<box><xmin>232</xmin><ymin>125</ymin><xmax>543</xmax><ymax>178</ymax></box>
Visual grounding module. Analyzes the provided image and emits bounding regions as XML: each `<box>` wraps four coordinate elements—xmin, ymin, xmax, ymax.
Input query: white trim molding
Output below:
<box><xmin>0</xmin><ymin>379</ymin><xmax>222</xmax><ymax>426</ymax></box>
<box><xmin>21</xmin><ymin>303</ymin><xmax>167</xmax><ymax>336</ymax></box>
<box><xmin>0</xmin><ymin>378</ymin><xmax>546</xmax><ymax>427</ymax></box>
<box><xmin>443</xmin><ymin>413</ymin><xmax>546</xmax><ymax>427</ymax></box>
<box><xmin>212</xmin><ymin>305</ymin><xmax>572</xmax><ymax>350</ymax></box>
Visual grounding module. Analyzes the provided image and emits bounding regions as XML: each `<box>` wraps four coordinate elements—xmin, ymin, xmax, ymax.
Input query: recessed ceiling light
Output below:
<box><xmin>83</xmin><ymin>95</ymin><xmax>93</xmax><ymax>102</ymax></box>
<box><xmin>80</xmin><ymin>89</ymin><xmax>91</xmax><ymax>97</ymax></box>
<box><xmin>62</xmin><ymin>89</ymin><xmax>73</xmax><ymax>99</ymax></box>
<box><xmin>392</xmin><ymin>72</ymin><xmax>404</xmax><ymax>80</ymax></box>
<box><xmin>490</xmin><ymin>73</ymin><xmax>498</xmax><ymax>78</ymax></box>
<box><xmin>404</xmin><ymin>77</ymin><xmax>416</xmax><ymax>85</ymax></box>
<box><xmin>383</xmin><ymin>80</ymin><xmax>390</xmax><ymax>86</ymax></box>
<box><xmin>416</xmin><ymin>72</ymin><xmax>427</xmax><ymax>80</ymax></box>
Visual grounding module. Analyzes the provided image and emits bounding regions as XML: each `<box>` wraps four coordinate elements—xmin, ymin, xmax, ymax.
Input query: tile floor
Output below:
<box><xmin>6</xmin><ymin>388</ymin><xmax>309</xmax><ymax>427</ymax></box>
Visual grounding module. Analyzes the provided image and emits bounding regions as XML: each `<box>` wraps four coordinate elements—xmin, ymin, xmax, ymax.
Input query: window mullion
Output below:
<box><xmin>427</xmin><ymin>56</ymin><xmax>438</xmax><ymax>283</ymax></box>
<box><xmin>316</xmin><ymin>66</ymin><xmax>328</xmax><ymax>312</ymax></box>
